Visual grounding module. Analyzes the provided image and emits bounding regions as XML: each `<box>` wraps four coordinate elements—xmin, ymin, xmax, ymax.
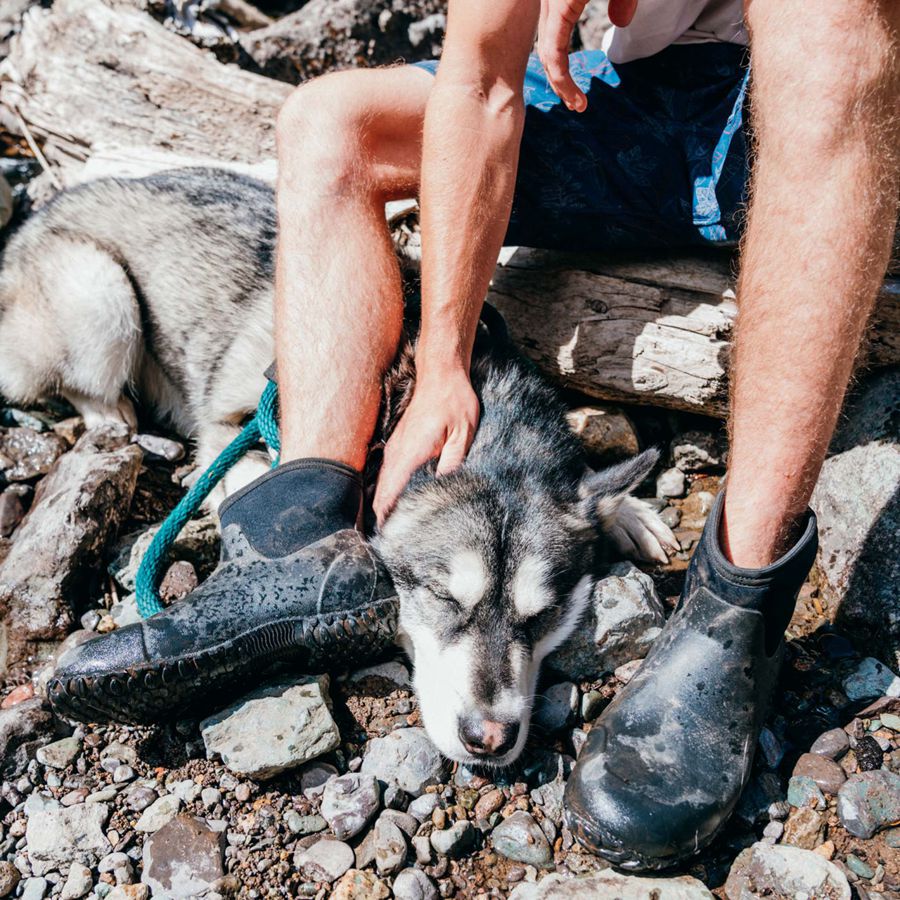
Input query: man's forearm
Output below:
<box><xmin>416</xmin><ymin>75</ymin><xmax>525</xmax><ymax>378</ymax></box>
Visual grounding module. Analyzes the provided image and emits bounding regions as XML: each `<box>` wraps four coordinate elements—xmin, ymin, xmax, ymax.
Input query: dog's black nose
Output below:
<box><xmin>458</xmin><ymin>717</ymin><xmax>520</xmax><ymax>757</ymax></box>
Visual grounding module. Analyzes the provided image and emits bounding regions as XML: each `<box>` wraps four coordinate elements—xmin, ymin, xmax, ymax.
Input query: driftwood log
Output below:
<box><xmin>488</xmin><ymin>249</ymin><xmax>900</xmax><ymax>417</ymax></box>
<box><xmin>0</xmin><ymin>0</ymin><xmax>290</xmax><ymax>184</ymax></box>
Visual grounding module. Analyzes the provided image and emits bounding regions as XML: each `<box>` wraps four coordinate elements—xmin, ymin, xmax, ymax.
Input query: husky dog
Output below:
<box><xmin>0</xmin><ymin>168</ymin><xmax>675</xmax><ymax>765</ymax></box>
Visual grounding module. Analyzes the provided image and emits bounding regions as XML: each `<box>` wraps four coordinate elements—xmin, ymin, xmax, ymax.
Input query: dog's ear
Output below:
<box><xmin>576</xmin><ymin>448</ymin><xmax>676</xmax><ymax>563</ymax></box>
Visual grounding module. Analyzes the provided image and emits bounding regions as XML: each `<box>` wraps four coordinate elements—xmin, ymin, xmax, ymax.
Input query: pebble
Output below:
<box><xmin>158</xmin><ymin>560</ymin><xmax>198</xmax><ymax>603</ymax></box>
<box><xmin>842</xmin><ymin>658</ymin><xmax>900</xmax><ymax>701</ymax></box>
<box><xmin>125</xmin><ymin>786</ymin><xmax>157</xmax><ymax>812</ymax></box>
<box><xmin>412</xmin><ymin>834</ymin><xmax>432</xmax><ymax>865</ymax></box>
<box><xmin>792</xmin><ymin>753</ymin><xmax>846</xmax><ymax>795</ymax></box>
<box><xmin>285</xmin><ymin>811</ymin><xmax>326</xmax><ymax>835</ymax></box>
<box><xmin>141</xmin><ymin>814</ymin><xmax>225</xmax><ymax>898</ymax></box>
<box><xmin>787</xmin><ymin>775</ymin><xmax>826</xmax><ymax>810</ymax></box>
<box><xmin>35</xmin><ymin>737</ymin><xmax>81</xmax><ymax>770</ymax></box>
<box><xmin>134</xmin><ymin>794</ymin><xmax>182</xmax><ymax>833</ymax></box>
<box><xmin>491</xmin><ymin>811</ymin><xmax>552</xmax><ymax>868</ymax></box>
<box><xmin>20</xmin><ymin>878</ymin><xmax>48</xmax><ymax>900</ymax></box>
<box><xmin>320</xmin><ymin>774</ymin><xmax>381</xmax><ymax>841</ymax></box>
<box><xmin>836</xmin><ymin>770</ymin><xmax>900</xmax><ymax>839</ymax></box>
<box><xmin>106</xmin><ymin>886</ymin><xmax>149</xmax><ymax>900</ymax></box>
<box><xmin>533</xmin><ymin>682</ymin><xmax>577</xmax><ymax>732</ymax></box>
<box><xmin>854</xmin><ymin>735</ymin><xmax>884</xmax><ymax>771</ymax></box>
<box><xmin>59</xmin><ymin>863</ymin><xmax>91</xmax><ymax>900</ymax></box>
<box><xmin>133</xmin><ymin>434</ymin><xmax>185</xmax><ymax>462</ymax></box>
<box><xmin>200</xmin><ymin>787</ymin><xmax>221</xmax><ymax>808</ymax></box>
<box><xmin>378</xmin><ymin>809</ymin><xmax>419</xmax><ymax>838</ymax></box>
<box><xmin>782</xmin><ymin>807</ymin><xmax>825</xmax><ymax>850</ymax></box>
<box><xmin>392</xmin><ymin>868</ymin><xmax>439</xmax><ymax>900</ymax></box>
<box><xmin>300</xmin><ymin>762</ymin><xmax>338</xmax><ymax>799</ymax></box>
<box><xmin>331</xmin><ymin>869</ymin><xmax>390</xmax><ymax>900</ymax></box>
<box><xmin>234</xmin><ymin>783</ymin><xmax>251</xmax><ymax>802</ymax></box>
<box><xmin>656</xmin><ymin>467</ymin><xmax>686</xmax><ymax>498</ymax></box>
<box><xmin>846</xmin><ymin>854</ymin><xmax>875</xmax><ymax>879</ymax></box>
<box><xmin>580</xmin><ymin>689</ymin><xmax>605</xmax><ymax>720</ymax></box>
<box><xmin>724</xmin><ymin>843</ymin><xmax>850</xmax><ymax>900</ymax></box>
<box><xmin>373</xmin><ymin>817</ymin><xmax>406</xmax><ymax>875</ymax></box>
<box><xmin>408</xmin><ymin>793</ymin><xmax>441</xmax><ymax>822</ymax></box>
<box><xmin>0</xmin><ymin>861</ymin><xmax>20</xmax><ymax>898</ymax></box>
<box><xmin>25</xmin><ymin>802</ymin><xmax>111</xmax><ymax>876</ymax></box>
<box><xmin>200</xmin><ymin>675</ymin><xmax>340</xmax><ymax>780</ymax></box>
<box><xmin>430</xmin><ymin>820</ymin><xmax>476</xmax><ymax>858</ymax></box>
<box><xmin>294</xmin><ymin>839</ymin><xmax>354</xmax><ymax>884</ymax></box>
<box><xmin>474</xmin><ymin>789</ymin><xmax>505</xmax><ymax>822</ymax></box>
<box><xmin>112</xmin><ymin>765</ymin><xmax>134</xmax><ymax>784</ymax></box>
<box><xmin>761</xmin><ymin>820</ymin><xmax>783</xmax><ymax>841</ymax></box>
<box><xmin>361</xmin><ymin>728</ymin><xmax>448</xmax><ymax>797</ymax></box>
<box><xmin>810</xmin><ymin>727</ymin><xmax>850</xmax><ymax>760</ymax></box>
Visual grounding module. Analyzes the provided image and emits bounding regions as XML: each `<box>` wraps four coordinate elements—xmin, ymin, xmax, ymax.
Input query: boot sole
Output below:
<box><xmin>47</xmin><ymin>597</ymin><xmax>399</xmax><ymax>724</ymax></box>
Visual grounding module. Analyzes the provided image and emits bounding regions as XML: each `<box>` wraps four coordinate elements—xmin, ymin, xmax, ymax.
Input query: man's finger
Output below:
<box><xmin>435</xmin><ymin>431</ymin><xmax>470</xmax><ymax>476</ymax></box>
<box><xmin>373</xmin><ymin>454</ymin><xmax>416</xmax><ymax>526</ymax></box>
<box><xmin>540</xmin><ymin>3</ymin><xmax>588</xmax><ymax>111</ymax></box>
<box><xmin>608</xmin><ymin>0</ymin><xmax>637</xmax><ymax>27</ymax></box>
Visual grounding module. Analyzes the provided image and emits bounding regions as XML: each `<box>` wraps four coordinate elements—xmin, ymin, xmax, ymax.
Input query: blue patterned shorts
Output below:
<box><xmin>414</xmin><ymin>43</ymin><xmax>750</xmax><ymax>251</ymax></box>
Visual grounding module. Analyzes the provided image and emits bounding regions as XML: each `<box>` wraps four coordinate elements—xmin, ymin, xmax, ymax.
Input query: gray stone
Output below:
<box><xmin>20</xmin><ymin>878</ymin><xmax>48</xmax><ymax>900</ymax></box>
<box><xmin>299</xmin><ymin>761</ymin><xmax>338</xmax><ymax>799</ymax></box>
<box><xmin>0</xmin><ymin>427</ymin><xmax>67</xmax><ymax>482</ymax></box>
<box><xmin>141</xmin><ymin>814</ymin><xmax>224</xmax><ymax>899</ymax></box>
<box><xmin>294</xmin><ymin>839</ymin><xmax>354</xmax><ymax>884</ymax></box>
<box><xmin>392</xmin><ymin>868</ymin><xmax>439</xmax><ymax>900</ymax></box>
<box><xmin>200</xmin><ymin>787</ymin><xmax>221</xmax><ymax>808</ymax></box>
<box><xmin>407</xmin><ymin>793</ymin><xmax>440</xmax><ymax>822</ymax></box>
<box><xmin>842</xmin><ymin>657</ymin><xmax>900</xmax><ymax>701</ymax></box>
<box><xmin>509</xmin><ymin>871</ymin><xmax>714</xmax><ymax>899</ymax></box>
<box><xmin>60</xmin><ymin>864</ymin><xmax>93</xmax><ymax>900</ymax></box>
<box><xmin>346</xmin><ymin>661</ymin><xmax>410</xmax><ymax>687</ymax></box>
<box><xmin>134</xmin><ymin>794</ymin><xmax>182</xmax><ymax>833</ymax></box>
<box><xmin>132</xmin><ymin>434</ymin><xmax>184</xmax><ymax>462</ymax></box>
<box><xmin>373</xmin><ymin>816</ymin><xmax>406</xmax><ymax>875</ymax></box>
<box><xmin>200</xmin><ymin>675</ymin><xmax>340</xmax><ymax>779</ymax></box>
<box><xmin>240</xmin><ymin>0</ymin><xmax>447</xmax><ymax>84</ymax></box>
<box><xmin>0</xmin><ymin>698</ymin><xmax>54</xmax><ymax>780</ymax></box>
<box><xmin>547</xmin><ymin>563</ymin><xmax>665</xmax><ymax>680</ymax></box>
<box><xmin>25</xmin><ymin>802</ymin><xmax>111</xmax><ymax>876</ymax></box>
<box><xmin>724</xmin><ymin>843</ymin><xmax>850</xmax><ymax>900</ymax></box>
<box><xmin>566</xmin><ymin>405</ymin><xmax>639</xmax><ymax>462</ymax></box>
<box><xmin>836</xmin><ymin>770</ymin><xmax>900</xmax><ymax>839</ymax></box>
<box><xmin>412</xmin><ymin>834</ymin><xmax>432</xmax><ymax>865</ymax></box>
<box><xmin>491</xmin><ymin>811</ymin><xmax>552</xmax><ymax>868</ymax></box>
<box><xmin>670</xmin><ymin>430</ymin><xmax>725</xmax><ymax>472</ymax></box>
<box><xmin>810</xmin><ymin>727</ymin><xmax>850</xmax><ymax>760</ymax></box>
<box><xmin>35</xmin><ymin>736</ymin><xmax>81</xmax><ymax>770</ymax></box>
<box><xmin>533</xmin><ymin>682</ymin><xmax>578</xmax><ymax>733</ymax></box>
<box><xmin>109</xmin><ymin>595</ymin><xmax>141</xmax><ymax>629</ymax></box>
<box><xmin>378</xmin><ymin>809</ymin><xmax>419</xmax><ymax>838</ymax></box>
<box><xmin>430</xmin><ymin>820</ymin><xmax>475</xmax><ymax>858</ymax></box>
<box><xmin>656</xmin><ymin>467</ymin><xmax>686</xmax><ymax>498</ymax></box>
<box><xmin>0</xmin><ymin>426</ymin><xmax>142</xmax><ymax>667</ymax></box>
<box><xmin>361</xmin><ymin>728</ymin><xmax>448</xmax><ymax>797</ymax></box>
<box><xmin>320</xmin><ymin>773</ymin><xmax>381</xmax><ymax>841</ymax></box>
<box><xmin>0</xmin><ymin>488</ymin><xmax>25</xmax><ymax>538</ymax></box>
<box><xmin>811</xmin><ymin>371</ymin><xmax>900</xmax><ymax>669</ymax></box>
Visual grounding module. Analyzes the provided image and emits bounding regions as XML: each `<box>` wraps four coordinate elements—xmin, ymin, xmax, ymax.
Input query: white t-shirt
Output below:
<box><xmin>602</xmin><ymin>0</ymin><xmax>748</xmax><ymax>64</ymax></box>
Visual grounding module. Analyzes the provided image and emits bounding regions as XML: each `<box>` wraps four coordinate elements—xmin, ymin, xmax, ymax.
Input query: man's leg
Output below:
<box><xmin>275</xmin><ymin>66</ymin><xmax>433</xmax><ymax>470</ymax></box>
<box><xmin>724</xmin><ymin>0</ymin><xmax>900</xmax><ymax>567</ymax></box>
<box><xmin>565</xmin><ymin>0</ymin><xmax>899</xmax><ymax>871</ymax></box>
<box><xmin>49</xmin><ymin>66</ymin><xmax>435</xmax><ymax>725</ymax></box>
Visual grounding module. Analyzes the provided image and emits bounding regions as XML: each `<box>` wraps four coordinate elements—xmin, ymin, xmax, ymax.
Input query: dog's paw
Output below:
<box><xmin>606</xmin><ymin>496</ymin><xmax>678</xmax><ymax>564</ymax></box>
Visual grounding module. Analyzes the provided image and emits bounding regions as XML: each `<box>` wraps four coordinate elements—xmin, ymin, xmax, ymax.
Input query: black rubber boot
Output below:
<box><xmin>48</xmin><ymin>459</ymin><xmax>398</xmax><ymax>724</ymax></box>
<box><xmin>563</xmin><ymin>492</ymin><xmax>817</xmax><ymax>871</ymax></box>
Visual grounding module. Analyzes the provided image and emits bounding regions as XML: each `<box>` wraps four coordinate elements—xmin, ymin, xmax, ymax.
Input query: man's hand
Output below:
<box><xmin>373</xmin><ymin>367</ymin><xmax>480</xmax><ymax>526</ymax></box>
<box><xmin>538</xmin><ymin>0</ymin><xmax>638</xmax><ymax>111</ymax></box>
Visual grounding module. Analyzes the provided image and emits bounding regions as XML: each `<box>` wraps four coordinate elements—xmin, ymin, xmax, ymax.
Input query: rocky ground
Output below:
<box><xmin>1</xmin><ymin>393</ymin><xmax>899</xmax><ymax>900</ymax></box>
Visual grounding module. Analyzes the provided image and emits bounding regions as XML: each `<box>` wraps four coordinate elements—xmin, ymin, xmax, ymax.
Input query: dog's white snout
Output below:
<box><xmin>457</xmin><ymin>716</ymin><xmax>520</xmax><ymax>758</ymax></box>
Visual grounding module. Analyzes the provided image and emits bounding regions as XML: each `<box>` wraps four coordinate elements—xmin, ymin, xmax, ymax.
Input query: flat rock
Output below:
<box><xmin>491</xmin><ymin>811</ymin><xmax>552</xmax><ymax>868</ymax></box>
<box><xmin>841</xmin><ymin>657</ymin><xmax>900</xmax><ymax>701</ymax></box>
<box><xmin>294</xmin><ymin>838</ymin><xmax>354</xmax><ymax>884</ymax></box>
<box><xmin>547</xmin><ymin>563</ymin><xmax>664</xmax><ymax>680</ymax></box>
<box><xmin>59</xmin><ymin>864</ymin><xmax>92</xmax><ymax>900</ymax></box>
<box><xmin>19</xmin><ymin>879</ymin><xmax>47</xmax><ymax>900</ymax></box>
<box><xmin>0</xmin><ymin>425</ymin><xmax>142</xmax><ymax>668</ymax></box>
<box><xmin>811</xmin><ymin>371</ymin><xmax>900</xmax><ymax>669</ymax></box>
<box><xmin>372</xmin><ymin>816</ymin><xmax>406</xmax><ymax>875</ymax></box>
<box><xmin>781</xmin><ymin>806</ymin><xmax>826</xmax><ymax>850</ymax></box>
<box><xmin>0</xmin><ymin>697</ymin><xmax>55</xmax><ymax>779</ymax></box>
<box><xmin>810</xmin><ymin>727</ymin><xmax>850</xmax><ymax>760</ymax></box>
<box><xmin>836</xmin><ymin>769</ymin><xmax>900</xmax><ymax>839</ymax></box>
<box><xmin>361</xmin><ymin>727</ymin><xmax>448</xmax><ymax>797</ymax></box>
<box><xmin>25</xmin><ymin>801</ymin><xmax>111</xmax><ymax>876</ymax></box>
<box><xmin>392</xmin><ymin>868</ymin><xmax>439</xmax><ymax>900</ymax></box>
<box><xmin>200</xmin><ymin>675</ymin><xmax>340</xmax><ymax>779</ymax></box>
<box><xmin>510</xmin><ymin>871</ymin><xmax>714</xmax><ymax>899</ymax></box>
<box><xmin>36</xmin><ymin>735</ymin><xmax>81</xmax><ymax>770</ymax></box>
<box><xmin>320</xmin><ymin>773</ymin><xmax>381</xmax><ymax>840</ymax></box>
<box><xmin>141</xmin><ymin>814</ymin><xmax>224</xmax><ymax>898</ymax></box>
<box><xmin>0</xmin><ymin>426</ymin><xmax>67</xmax><ymax>482</ymax></box>
<box><xmin>786</xmin><ymin>775</ymin><xmax>826</xmax><ymax>810</ymax></box>
<box><xmin>724</xmin><ymin>842</ymin><xmax>850</xmax><ymax>900</ymax></box>
<box><xmin>134</xmin><ymin>794</ymin><xmax>183</xmax><ymax>833</ymax></box>
<box><xmin>430</xmin><ymin>820</ymin><xmax>475</xmax><ymax>858</ymax></box>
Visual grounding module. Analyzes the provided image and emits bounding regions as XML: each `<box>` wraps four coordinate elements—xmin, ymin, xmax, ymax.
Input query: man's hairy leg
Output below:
<box><xmin>275</xmin><ymin>66</ymin><xmax>432</xmax><ymax>470</ymax></box>
<box><xmin>724</xmin><ymin>0</ymin><xmax>900</xmax><ymax>568</ymax></box>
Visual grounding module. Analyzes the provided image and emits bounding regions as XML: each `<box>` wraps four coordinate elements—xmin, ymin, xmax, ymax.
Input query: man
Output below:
<box><xmin>55</xmin><ymin>0</ymin><xmax>899</xmax><ymax>871</ymax></box>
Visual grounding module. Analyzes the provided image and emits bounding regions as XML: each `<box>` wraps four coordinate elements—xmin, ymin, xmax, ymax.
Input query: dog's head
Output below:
<box><xmin>374</xmin><ymin>448</ymin><xmax>668</xmax><ymax>767</ymax></box>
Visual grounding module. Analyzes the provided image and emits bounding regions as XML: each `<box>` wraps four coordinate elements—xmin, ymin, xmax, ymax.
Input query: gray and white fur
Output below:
<box><xmin>0</xmin><ymin>168</ymin><xmax>675</xmax><ymax>765</ymax></box>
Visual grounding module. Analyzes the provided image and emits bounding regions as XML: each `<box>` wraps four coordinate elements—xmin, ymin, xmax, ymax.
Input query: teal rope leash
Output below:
<box><xmin>134</xmin><ymin>380</ymin><xmax>281</xmax><ymax>618</ymax></box>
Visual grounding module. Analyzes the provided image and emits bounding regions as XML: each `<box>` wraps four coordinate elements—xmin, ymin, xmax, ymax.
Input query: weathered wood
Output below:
<box><xmin>487</xmin><ymin>248</ymin><xmax>899</xmax><ymax>418</ymax></box>
<box><xmin>0</xmin><ymin>0</ymin><xmax>290</xmax><ymax>184</ymax></box>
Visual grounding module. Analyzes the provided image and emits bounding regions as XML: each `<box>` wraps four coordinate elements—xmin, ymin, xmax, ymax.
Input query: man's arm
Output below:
<box><xmin>373</xmin><ymin>0</ymin><xmax>540</xmax><ymax>521</ymax></box>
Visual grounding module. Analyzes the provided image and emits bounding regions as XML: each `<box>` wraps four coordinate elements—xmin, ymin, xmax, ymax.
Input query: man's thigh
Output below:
<box><xmin>418</xmin><ymin>43</ymin><xmax>750</xmax><ymax>252</ymax></box>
